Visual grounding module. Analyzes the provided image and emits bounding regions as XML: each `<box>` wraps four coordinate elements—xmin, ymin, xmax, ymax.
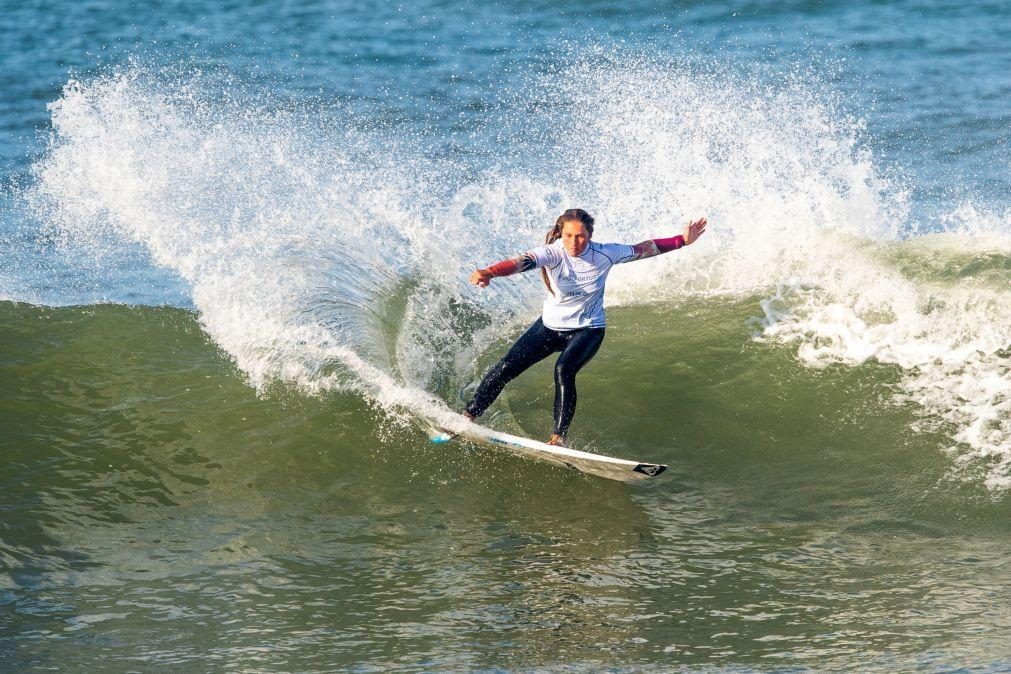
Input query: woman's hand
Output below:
<box><xmin>684</xmin><ymin>217</ymin><xmax>707</xmax><ymax>245</ymax></box>
<box><xmin>470</xmin><ymin>269</ymin><xmax>493</xmax><ymax>287</ymax></box>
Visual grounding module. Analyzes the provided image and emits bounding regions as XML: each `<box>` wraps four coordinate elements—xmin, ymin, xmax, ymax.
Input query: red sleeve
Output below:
<box><xmin>485</xmin><ymin>258</ymin><xmax>521</xmax><ymax>277</ymax></box>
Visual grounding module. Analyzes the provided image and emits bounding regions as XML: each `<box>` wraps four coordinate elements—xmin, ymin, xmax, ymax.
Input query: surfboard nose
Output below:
<box><xmin>633</xmin><ymin>463</ymin><xmax>667</xmax><ymax>477</ymax></box>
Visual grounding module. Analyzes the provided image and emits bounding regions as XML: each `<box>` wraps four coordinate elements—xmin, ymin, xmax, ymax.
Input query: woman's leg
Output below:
<box><xmin>465</xmin><ymin>319</ymin><xmax>561</xmax><ymax>418</ymax></box>
<box><xmin>552</xmin><ymin>328</ymin><xmax>605</xmax><ymax>438</ymax></box>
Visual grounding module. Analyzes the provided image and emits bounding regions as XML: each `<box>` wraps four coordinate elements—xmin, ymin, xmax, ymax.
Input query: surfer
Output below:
<box><xmin>465</xmin><ymin>208</ymin><xmax>707</xmax><ymax>446</ymax></box>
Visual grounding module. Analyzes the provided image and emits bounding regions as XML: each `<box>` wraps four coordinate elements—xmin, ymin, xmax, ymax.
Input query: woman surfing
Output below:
<box><xmin>465</xmin><ymin>208</ymin><xmax>707</xmax><ymax>446</ymax></box>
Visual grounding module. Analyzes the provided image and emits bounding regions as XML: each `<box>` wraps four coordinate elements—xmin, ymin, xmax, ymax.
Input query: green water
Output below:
<box><xmin>1</xmin><ymin>300</ymin><xmax>1008</xmax><ymax>671</ymax></box>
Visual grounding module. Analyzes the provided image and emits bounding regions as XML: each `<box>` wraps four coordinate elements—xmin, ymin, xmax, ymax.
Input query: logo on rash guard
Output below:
<box><xmin>558</xmin><ymin>271</ymin><xmax>600</xmax><ymax>299</ymax></box>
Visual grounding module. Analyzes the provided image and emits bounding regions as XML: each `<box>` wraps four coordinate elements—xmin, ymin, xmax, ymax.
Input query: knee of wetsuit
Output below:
<box><xmin>554</xmin><ymin>361</ymin><xmax>577</xmax><ymax>382</ymax></box>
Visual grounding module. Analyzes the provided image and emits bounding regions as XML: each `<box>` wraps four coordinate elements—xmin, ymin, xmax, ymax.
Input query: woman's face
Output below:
<box><xmin>560</xmin><ymin>220</ymin><xmax>590</xmax><ymax>256</ymax></box>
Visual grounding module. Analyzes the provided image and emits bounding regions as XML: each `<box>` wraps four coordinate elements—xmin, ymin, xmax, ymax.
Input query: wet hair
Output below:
<box><xmin>542</xmin><ymin>209</ymin><xmax>595</xmax><ymax>295</ymax></box>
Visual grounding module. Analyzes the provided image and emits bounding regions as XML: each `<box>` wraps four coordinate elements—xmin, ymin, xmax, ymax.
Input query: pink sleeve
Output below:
<box><xmin>653</xmin><ymin>235</ymin><xmax>685</xmax><ymax>253</ymax></box>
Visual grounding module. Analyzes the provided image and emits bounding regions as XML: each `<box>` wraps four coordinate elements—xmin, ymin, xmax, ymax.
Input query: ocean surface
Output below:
<box><xmin>2</xmin><ymin>1</ymin><xmax>1010</xmax><ymax>670</ymax></box>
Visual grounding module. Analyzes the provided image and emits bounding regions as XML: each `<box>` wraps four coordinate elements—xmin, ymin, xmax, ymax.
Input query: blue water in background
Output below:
<box><xmin>2</xmin><ymin>0</ymin><xmax>1008</xmax><ymax>196</ymax></box>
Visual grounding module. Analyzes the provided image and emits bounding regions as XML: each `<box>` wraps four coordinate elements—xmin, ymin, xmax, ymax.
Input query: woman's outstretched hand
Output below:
<box><xmin>684</xmin><ymin>217</ymin><xmax>707</xmax><ymax>245</ymax></box>
<box><xmin>470</xmin><ymin>269</ymin><xmax>493</xmax><ymax>287</ymax></box>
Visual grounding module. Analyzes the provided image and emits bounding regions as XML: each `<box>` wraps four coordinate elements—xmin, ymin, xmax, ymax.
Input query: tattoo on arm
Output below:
<box><xmin>516</xmin><ymin>253</ymin><xmax>536</xmax><ymax>272</ymax></box>
<box><xmin>631</xmin><ymin>236</ymin><xmax>686</xmax><ymax>260</ymax></box>
<box><xmin>631</xmin><ymin>240</ymin><xmax>661</xmax><ymax>260</ymax></box>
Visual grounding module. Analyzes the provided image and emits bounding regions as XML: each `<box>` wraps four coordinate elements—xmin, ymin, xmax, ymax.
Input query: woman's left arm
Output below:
<box><xmin>630</xmin><ymin>217</ymin><xmax>707</xmax><ymax>260</ymax></box>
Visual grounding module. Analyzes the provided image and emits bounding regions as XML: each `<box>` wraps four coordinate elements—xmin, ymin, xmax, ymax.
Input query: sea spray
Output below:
<box><xmin>26</xmin><ymin>55</ymin><xmax>1011</xmax><ymax>490</ymax></box>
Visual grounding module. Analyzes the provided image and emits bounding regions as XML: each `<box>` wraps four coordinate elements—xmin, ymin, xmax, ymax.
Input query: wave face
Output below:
<box><xmin>2</xmin><ymin>299</ymin><xmax>1009</xmax><ymax>672</ymax></box>
<box><xmin>22</xmin><ymin>57</ymin><xmax>1011</xmax><ymax>491</ymax></box>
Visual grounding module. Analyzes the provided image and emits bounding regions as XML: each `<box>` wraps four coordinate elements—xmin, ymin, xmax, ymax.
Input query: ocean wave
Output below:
<box><xmin>21</xmin><ymin>55</ymin><xmax>1011</xmax><ymax>491</ymax></box>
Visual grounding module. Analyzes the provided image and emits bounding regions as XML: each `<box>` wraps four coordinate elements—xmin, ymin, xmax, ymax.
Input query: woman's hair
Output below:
<box><xmin>542</xmin><ymin>209</ymin><xmax>595</xmax><ymax>295</ymax></box>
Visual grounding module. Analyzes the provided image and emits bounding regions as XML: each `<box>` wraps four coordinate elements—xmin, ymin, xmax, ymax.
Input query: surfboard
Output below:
<box><xmin>426</xmin><ymin>413</ymin><xmax>667</xmax><ymax>482</ymax></box>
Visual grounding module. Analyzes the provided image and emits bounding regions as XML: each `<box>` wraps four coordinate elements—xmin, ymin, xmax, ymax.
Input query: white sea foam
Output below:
<box><xmin>26</xmin><ymin>57</ymin><xmax>1011</xmax><ymax>491</ymax></box>
<box><xmin>752</xmin><ymin>225</ymin><xmax>1011</xmax><ymax>492</ymax></box>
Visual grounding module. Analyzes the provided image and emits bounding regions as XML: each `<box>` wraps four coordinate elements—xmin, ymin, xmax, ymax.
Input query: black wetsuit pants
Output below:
<box><xmin>465</xmin><ymin>318</ymin><xmax>605</xmax><ymax>437</ymax></box>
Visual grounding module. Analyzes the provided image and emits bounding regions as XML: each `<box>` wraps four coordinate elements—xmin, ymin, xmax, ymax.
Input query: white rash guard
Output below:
<box><xmin>526</xmin><ymin>240</ymin><xmax>636</xmax><ymax>330</ymax></box>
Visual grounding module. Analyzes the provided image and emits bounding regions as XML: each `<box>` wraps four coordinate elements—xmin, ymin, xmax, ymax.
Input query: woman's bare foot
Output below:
<box><xmin>547</xmin><ymin>434</ymin><xmax>566</xmax><ymax>447</ymax></box>
<box><xmin>463</xmin><ymin>411</ymin><xmax>476</xmax><ymax>421</ymax></box>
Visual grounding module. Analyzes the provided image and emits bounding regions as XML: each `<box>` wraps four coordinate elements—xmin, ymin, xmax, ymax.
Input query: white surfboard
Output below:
<box><xmin>427</xmin><ymin>413</ymin><xmax>666</xmax><ymax>482</ymax></box>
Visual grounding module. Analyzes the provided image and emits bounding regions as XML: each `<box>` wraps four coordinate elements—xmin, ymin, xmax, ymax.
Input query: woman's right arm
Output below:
<box><xmin>470</xmin><ymin>253</ymin><xmax>537</xmax><ymax>287</ymax></box>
